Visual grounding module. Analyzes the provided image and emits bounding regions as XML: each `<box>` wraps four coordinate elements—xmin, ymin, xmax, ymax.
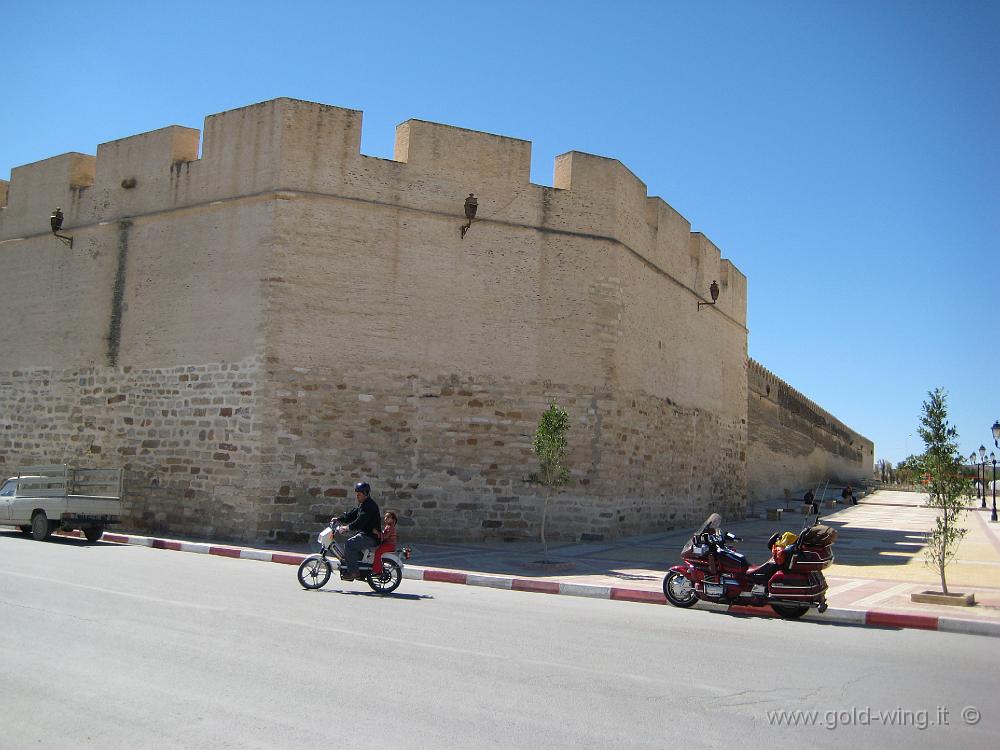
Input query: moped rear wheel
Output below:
<box><xmin>297</xmin><ymin>556</ymin><xmax>333</xmax><ymax>590</ymax></box>
<box><xmin>366</xmin><ymin>559</ymin><xmax>402</xmax><ymax>595</ymax></box>
<box><xmin>663</xmin><ymin>571</ymin><xmax>698</xmax><ymax>608</ymax></box>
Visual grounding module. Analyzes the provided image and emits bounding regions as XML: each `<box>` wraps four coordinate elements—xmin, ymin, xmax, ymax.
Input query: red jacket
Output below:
<box><xmin>379</xmin><ymin>524</ymin><xmax>398</xmax><ymax>548</ymax></box>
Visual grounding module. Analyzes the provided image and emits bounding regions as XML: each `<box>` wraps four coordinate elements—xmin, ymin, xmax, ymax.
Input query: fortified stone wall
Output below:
<box><xmin>0</xmin><ymin>97</ymin><xmax>855</xmax><ymax>544</ymax></box>
<box><xmin>747</xmin><ymin>359</ymin><xmax>873</xmax><ymax>504</ymax></box>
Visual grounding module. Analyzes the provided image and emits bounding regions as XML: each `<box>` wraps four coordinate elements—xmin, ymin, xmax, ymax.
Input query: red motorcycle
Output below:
<box><xmin>663</xmin><ymin>513</ymin><xmax>835</xmax><ymax>619</ymax></box>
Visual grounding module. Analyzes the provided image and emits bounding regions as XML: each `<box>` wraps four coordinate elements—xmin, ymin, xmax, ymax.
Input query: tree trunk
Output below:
<box><xmin>940</xmin><ymin>509</ymin><xmax>949</xmax><ymax>594</ymax></box>
<box><xmin>540</xmin><ymin>488</ymin><xmax>551</xmax><ymax>553</ymax></box>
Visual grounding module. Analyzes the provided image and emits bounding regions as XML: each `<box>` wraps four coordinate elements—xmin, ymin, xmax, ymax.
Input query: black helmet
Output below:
<box><xmin>354</xmin><ymin>482</ymin><xmax>371</xmax><ymax>496</ymax></box>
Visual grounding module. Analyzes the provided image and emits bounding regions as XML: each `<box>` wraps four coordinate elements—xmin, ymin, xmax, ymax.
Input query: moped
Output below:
<box><xmin>297</xmin><ymin>525</ymin><xmax>410</xmax><ymax>595</ymax></box>
<box><xmin>663</xmin><ymin>512</ymin><xmax>834</xmax><ymax>619</ymax></box>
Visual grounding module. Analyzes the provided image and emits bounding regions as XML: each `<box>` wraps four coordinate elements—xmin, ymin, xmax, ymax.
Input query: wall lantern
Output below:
<box><xmin>50</xmin><ymin>207</ymin><xmax>73</xmax><ymax>248</ymax></box>
<box><xmin>460</xmin><ymin>193</ymin><xmax>478</xmax><ymax>239</ymax></box>
<box><xmin>697</xmin><ymin>280</ymin><xmax>720</xmax><ymax>310</ymax></box>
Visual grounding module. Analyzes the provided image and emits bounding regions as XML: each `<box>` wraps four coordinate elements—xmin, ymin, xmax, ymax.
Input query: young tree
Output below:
<box><xmin>917</xmin><ymin>387</ymin><xmax>971</xmax><ymax>595</ymax></box>
<box><xmin>531</xmin><ymin>402</ymin><xmax>571</xmax><ymax>552</ymax></box>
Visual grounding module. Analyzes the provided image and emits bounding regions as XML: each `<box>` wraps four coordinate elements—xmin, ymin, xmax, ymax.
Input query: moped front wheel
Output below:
<box><xmin>663</xmin><ymin>571</ymin><xmax>698</xmax><ymax>608</ymax></box>
<box><xmin>366</xmin><ymin>559</ymin><xmax>402</xmax><ymax>595</ymax></box>
<box><xmin>297</xmin><ymin>556</ymin><xmax>333</xmax><ymax>590</ymax></box>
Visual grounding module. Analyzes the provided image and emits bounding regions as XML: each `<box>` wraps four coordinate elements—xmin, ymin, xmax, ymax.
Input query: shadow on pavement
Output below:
<box><xmin>306</xmin><ymin>588</ymin><xmax>433</xmax><ymax>601</ymax></box>
<box><xmin>0</xmin><ymin>530</ymin><xmax>114</xmax><ymax>548</ymax></box>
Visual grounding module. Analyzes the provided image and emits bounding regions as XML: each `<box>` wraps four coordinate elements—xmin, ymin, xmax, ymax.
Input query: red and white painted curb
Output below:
<box><xmin>58</xmin><ymin>529</ymin><xmax>308</xmax><ymax>566</ymax></box>
<box><xmin>57</xmin><ymin>530</ymin><xmax>1000</xmax><ymax>639</ymax></box>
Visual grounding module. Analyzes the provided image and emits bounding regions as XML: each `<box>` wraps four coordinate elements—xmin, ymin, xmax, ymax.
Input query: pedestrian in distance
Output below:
<box><xmin>332</xmin><ymin>482</ymin><xmax>382</xmax><ymax>581</ymax></box>
<box><xmin>803</xmin><ymin>488</ymin><xmax>816</xmax><ymax>513</ymax></box>
<box><xmin>842</xmin><ymin>483</ymin><xmax>856</xmax><ymax>505</ymax></box>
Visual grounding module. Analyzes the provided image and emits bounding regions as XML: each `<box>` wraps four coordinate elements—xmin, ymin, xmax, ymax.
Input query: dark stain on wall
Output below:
<box><xmin>107</xmin><ymin>219</ymin><xmax>132</xmax><ymax>367</ymax></box>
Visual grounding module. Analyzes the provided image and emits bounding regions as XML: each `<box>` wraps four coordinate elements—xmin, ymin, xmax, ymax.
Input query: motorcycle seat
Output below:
<box><xmin>746</xmin><ymin>559</ymin><xmax>780</xmax><ymax>581</ymax></box>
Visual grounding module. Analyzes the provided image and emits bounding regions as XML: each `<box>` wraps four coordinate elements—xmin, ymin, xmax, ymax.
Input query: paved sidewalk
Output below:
<box><xmin>56</xmin><ymin>488</ymin><xmax>1000</xmax><ymax>637</ymax></box>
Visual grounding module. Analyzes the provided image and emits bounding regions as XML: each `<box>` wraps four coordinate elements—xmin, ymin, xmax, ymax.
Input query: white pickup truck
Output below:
<box><xmin>0</xmin><ymin>465</ymin><xmax>124</xmax><ymax>542</ymax></box>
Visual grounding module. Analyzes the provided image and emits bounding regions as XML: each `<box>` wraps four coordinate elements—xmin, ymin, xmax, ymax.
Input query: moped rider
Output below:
<box><xmin>332</xmin><ymin>482</ymin><xmax>382</xmax><ymax>581</ymax></box>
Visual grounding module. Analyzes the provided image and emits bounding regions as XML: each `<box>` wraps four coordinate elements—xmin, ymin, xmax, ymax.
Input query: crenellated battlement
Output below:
<box><xmin>0</xmin><ymin>97</ymin><xmax>745</xmax><ymax>324</ymax></box>
<box><xmin>749</xmin><ymin>357</ymin><xmax>871</xmax><ymax>447</ymax></box>
<box><xmin>749</xmin><ymin>356</ymin><xmax>817</xmax><ymax>414</ymax></box>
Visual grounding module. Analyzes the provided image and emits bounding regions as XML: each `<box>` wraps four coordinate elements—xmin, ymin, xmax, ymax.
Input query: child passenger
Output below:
<box><xmin>380</xmin><ymin>511</ymin><xmax>398</xmax><ymax>548</ymax></box>
<box><xmin>373</xmin><ymin>511</ymin><xmax>398</xmax><ymax>574</ymax></box>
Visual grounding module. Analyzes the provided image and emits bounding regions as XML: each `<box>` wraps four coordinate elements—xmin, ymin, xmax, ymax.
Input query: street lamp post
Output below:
<box><xmin>987</xmin><ymin>423</ymin><xmax>1000</xmax><ymax>522</ymax></box>
<box><xmin>991</xmin><ymin>452</ymin><xmax>997</xmax><ymax>523</ymax></box>
<box><xmin>972</xmin><ymin>452</ymin><xmax>981</xmax><ymax>501</ymax></box>
<box><xmin>980</xmin><ymin>445</ymin><xmax>988</xmax><ymax>509</ymax></box>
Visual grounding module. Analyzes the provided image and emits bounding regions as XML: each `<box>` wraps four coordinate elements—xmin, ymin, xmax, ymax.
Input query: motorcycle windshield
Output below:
<box><xmin>681</xmin><ymin>513</ymin><xmax>723</xmax><ymax>553</ymax></box>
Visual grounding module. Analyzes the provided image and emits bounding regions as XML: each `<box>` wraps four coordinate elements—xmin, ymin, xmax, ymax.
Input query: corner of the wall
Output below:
<box><xmin>273</xmin><ymin>99</ymin><xmax>364</xmax><ymax>190</ymax></box>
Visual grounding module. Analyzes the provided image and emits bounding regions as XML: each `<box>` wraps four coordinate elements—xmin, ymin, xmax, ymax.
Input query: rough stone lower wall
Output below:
<box><xmin>747</xmin><ymin>359</ymin><xmax>873</xmax><ymax>504</ymax></box>
<box><xmin>258</xmin><ymin>364</ymin><xmax>746</xmax><ymax>543</ymax></box>
<box><xmin>0</xmin><ymin>358</ymin><xmax>745</xmax><ymax>544</ymax></box>
<box><xmin>0</xmin><ymin>359</ymin><xmax>264</xmax><ymax>540</ymax></box>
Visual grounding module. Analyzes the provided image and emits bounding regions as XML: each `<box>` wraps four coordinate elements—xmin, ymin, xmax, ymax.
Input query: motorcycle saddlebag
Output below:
<box><xmin>768</xmin><ymin>571</ymin><xmax>827</xmax><ymax>600</ymax></box>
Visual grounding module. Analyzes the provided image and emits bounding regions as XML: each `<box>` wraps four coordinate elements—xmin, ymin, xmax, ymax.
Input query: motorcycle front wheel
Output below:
<box><xmin>297</xmin><ymin>556</ymin><xmax>333</xmax><ymax>590</ymax></box>
<box><xmin>663</xmin><ymin>571</ymin><xmax>698</xmax><ymax>608</ymax></box>
<box><xmin>366</xmin><ymin>560</ymin><xmax>402</xmax><ymax>595</ymax></box>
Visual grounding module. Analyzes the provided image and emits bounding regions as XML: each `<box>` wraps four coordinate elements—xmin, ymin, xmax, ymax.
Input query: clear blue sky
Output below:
<box><xmin>3</xmin><ymin>1</ymin><xmax>997</xmax><ymax>466</ymax></box>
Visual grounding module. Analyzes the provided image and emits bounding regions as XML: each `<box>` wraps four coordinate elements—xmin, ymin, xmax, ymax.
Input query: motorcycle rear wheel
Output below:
<box><xmin>663</xmin><ymin>571</ymin><xmax>698</xmax><ymax>608</ymax></box>
<box><xmin>366</xmin><ymin>559</ymin><xmax>402</xmax><ymax>595</ymax></box>
<box><xmin>771</xmin><ymin>603</ymin><xmax>809</xmax><ymax>620</ymax></box>
<box><xmin>297</xmin><ymin>556</ymin><xmax>333</xmax><ymax>590</ymax></box>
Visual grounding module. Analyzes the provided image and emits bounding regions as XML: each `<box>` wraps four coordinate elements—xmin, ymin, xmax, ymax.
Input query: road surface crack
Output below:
<box><xmin>0</xmin><ymin>598</ymin><xmax>98</xmax><ymax>622</ymax></box>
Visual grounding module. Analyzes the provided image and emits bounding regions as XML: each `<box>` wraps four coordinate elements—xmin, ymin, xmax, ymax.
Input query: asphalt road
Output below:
<box><xmin>1</xmin><ymin>531</ymin><xmax>997</xmax><ymax>750</ymax></box>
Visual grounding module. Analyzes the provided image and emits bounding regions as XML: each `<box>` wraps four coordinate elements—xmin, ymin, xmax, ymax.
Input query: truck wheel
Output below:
<box><xmin>84</xmin><ymin>526</ymin><xmax>105</xmax><ymax>543</ymax></box>
<box><xmin>31</xmin><ymin>512</ymin><xmax>52</xmax><ymax>542</ymax></box>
